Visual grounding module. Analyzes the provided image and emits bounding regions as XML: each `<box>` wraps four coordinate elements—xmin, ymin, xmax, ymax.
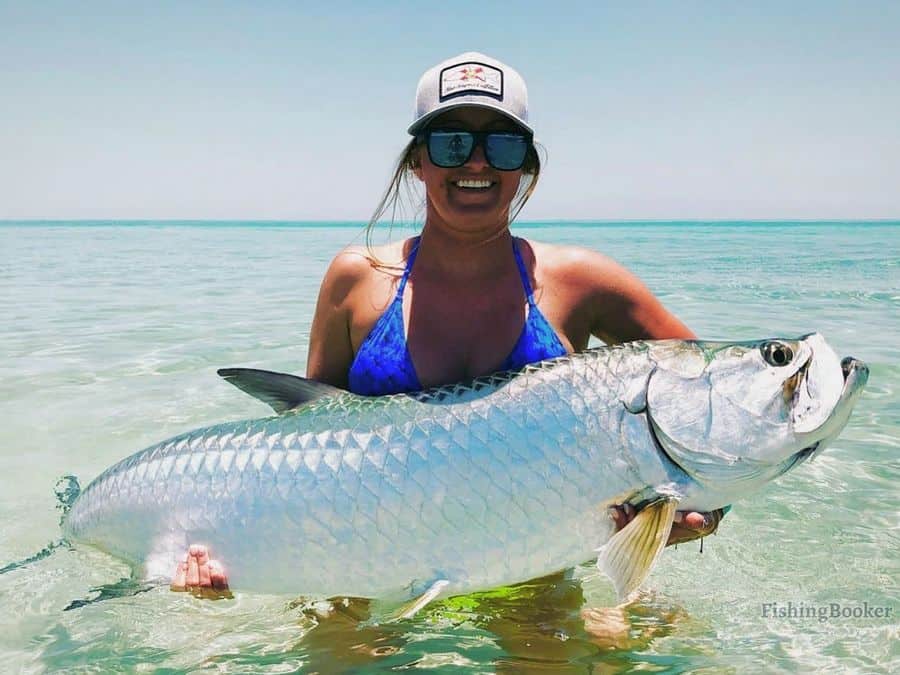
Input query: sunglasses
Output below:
<box><xmin>418</xmin><ymin>129</ymin><xmax>532</xmax><ymax>171</ymax></box>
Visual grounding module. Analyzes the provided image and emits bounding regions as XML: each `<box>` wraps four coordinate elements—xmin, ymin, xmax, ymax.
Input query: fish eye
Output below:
<box><xmin>762</xmin><ymin>341</ymin><xmax>794</xmax><ymax>367</ymax></box>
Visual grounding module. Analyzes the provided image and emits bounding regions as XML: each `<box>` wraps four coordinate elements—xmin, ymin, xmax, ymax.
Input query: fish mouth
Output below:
<box><xmin>841</xmin><ymin>356</ymin><xmax>868</xmax><ymax>386</ymax></box>
<box><xmin>783</xmin><ymin>346</ymin><xmax>866</xmax><ymax>408</ymax></box>
<box><xmin>782</xmin><ymin>353</ymin><xmax>812</xmax><ymax>405</ymax></box>
<box><xmin>791</xmin><ymin>355</ymin><xmax>868</xmax><ymax>463</ymax></box>
<box><xmin>837</xmin><ymin>355</ymin><xmax>869</xmax><ymax>406</ymax></box>
<box><xmin>646</xmin><ymin>354</ymin><xmax>870</xmax><ymax>480</ymax></box>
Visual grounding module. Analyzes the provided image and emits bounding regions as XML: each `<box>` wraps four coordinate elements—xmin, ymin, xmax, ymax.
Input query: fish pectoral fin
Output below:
<box><xmin>390</xmin><ymin>579</ymin><xmax>450</xmax><ymax>621</ymax></box>
<box><xmin>217</xmin><ymin>368</ymin><xmax>345</xmax><ymax>413</ymax></box>
<box><xmin>597</xmin><ymin>497</ymin><xmax>678</xmax><ymax>602</ymax></box>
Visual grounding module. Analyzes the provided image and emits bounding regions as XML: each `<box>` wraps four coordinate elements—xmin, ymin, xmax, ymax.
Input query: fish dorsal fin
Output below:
<box><xmin>597</xmin><ymin>497</ymin><xmax>678</xmax><ymax>602</ymax></box>
<box><xmin>217</xmin><ymin>368</ymin><xmax>344</xmax><ymax>413</ymax></box>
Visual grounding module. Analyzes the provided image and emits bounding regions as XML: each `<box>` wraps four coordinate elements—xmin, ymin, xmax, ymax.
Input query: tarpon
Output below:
<box><xmin>62</xmin><ymin>334</ymin><xmax>867</xmax><ymax>606</ymax></box>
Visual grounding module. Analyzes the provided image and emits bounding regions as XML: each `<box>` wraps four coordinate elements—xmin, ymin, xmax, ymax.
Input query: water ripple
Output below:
<box><xmin>2</xmin><ymin>223</ymin><xmax>898</xmax><ymax>672</ymax></box>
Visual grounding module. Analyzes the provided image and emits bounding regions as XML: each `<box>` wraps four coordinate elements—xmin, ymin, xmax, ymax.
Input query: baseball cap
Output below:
<box><xmin>408</xmin><ymin>52</ymin><xmax>532</xmax><ymax>136</ymax></box>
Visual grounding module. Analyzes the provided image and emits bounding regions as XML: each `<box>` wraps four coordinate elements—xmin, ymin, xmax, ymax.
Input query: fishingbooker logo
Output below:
<box><xmin>761</xmin><ymin>601</ymin><xmax>894</xmax><ymax>623</ymax></box>
<box><xmin>439</xmin><ymin>62</ymin><xmax>503</xmax><ymax>100</ymax></box>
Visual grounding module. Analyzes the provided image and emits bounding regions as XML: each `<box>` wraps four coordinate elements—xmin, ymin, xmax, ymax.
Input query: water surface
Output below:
<box><xmin>1</xmin><ymin>221</ymin><xmax>897</xmax><ymax>672</ymax></box>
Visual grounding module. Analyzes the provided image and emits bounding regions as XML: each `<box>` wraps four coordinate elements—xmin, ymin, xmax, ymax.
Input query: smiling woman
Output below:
<box><xmin>411</xmin><ymin>109</ymin><xmax>533</xmax><ymax>241</ymax></box>
<box><xmin>361</xmin><ymin>55</ymin><xmax>543</xmax><ymax>261</ymax></box>
<box><xmin>172</xmin><ymin>51</ymin><xmax>724</xmax><ymax>607</ymax></box>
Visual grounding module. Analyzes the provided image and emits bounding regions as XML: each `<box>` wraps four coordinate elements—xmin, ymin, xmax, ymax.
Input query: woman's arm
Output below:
<box><xmin>582</xmin><ymin>253</ymin><xmax>695</xmax><ymax>343</ymax></box>
<box><xmin>305</xmin><ymin>250</ymin><xmax>370</xmax><ymax>389</ymax></box>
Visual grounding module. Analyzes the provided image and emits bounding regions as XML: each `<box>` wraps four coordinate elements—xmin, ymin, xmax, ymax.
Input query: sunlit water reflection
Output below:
<box><xmin>1</xmin><ymin>222</ymin><xmax>897</xmax><ymax>672</ymax></box>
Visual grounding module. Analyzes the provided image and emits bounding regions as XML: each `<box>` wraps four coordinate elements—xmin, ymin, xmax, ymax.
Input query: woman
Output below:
<box><xmin>172</xmin><ymin>52</ymin><xmax>724</xmax><ymax>594</ymax></box>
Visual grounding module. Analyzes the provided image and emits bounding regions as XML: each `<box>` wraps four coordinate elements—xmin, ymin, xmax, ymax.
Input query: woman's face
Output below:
<box><xmin>417</xmin><ymin>107</ymin><xmax>526</xmax><ymax>237</ymax></box>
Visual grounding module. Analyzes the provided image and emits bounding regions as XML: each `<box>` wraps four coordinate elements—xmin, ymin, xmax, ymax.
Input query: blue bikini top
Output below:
<box><xmin>347</xmin><ymin>237</ymin><xmax>567</xmax><ymax>396</ymax></box>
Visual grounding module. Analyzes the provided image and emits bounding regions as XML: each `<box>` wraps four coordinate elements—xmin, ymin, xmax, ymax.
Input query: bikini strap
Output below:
<box><xmin>511</xmin><ymin>237</ymin><xmax>536</xmax><ymax>304</ymax></box>
<box><xmin>395</xmin><ymin>236</ymin><xmax>421</xmax><ymax>297</ymax></box>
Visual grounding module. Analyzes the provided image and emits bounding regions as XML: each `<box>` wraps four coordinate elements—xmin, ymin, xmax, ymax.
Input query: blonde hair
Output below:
<box><xmin>363</xmin><ymin>137</ymin><xmax>543</xmax><ymax>269</ymax></box>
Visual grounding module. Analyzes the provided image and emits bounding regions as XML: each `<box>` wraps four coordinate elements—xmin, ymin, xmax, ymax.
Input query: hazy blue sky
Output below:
<box><xmin>2</xmin><ymin>1</ymin><xmax>898</xmax><ymax>220</ymax></box>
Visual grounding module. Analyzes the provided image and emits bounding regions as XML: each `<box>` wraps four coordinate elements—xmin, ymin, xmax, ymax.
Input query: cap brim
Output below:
<box><xmin>408</xmin><ymin>101</ymin><xmax>533</xmax><ymax>136</ymax></box>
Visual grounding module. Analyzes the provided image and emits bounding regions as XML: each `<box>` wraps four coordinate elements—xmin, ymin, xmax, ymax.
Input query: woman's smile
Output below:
<box><xmin>452</xmin><ymin>178</ymin><xmax>496</xmax><ymax>190</ymax></box>
<box><xmin>448</xmin><ymin>174</ymin><xmax>500</xmax><ymax>201</ymax></box>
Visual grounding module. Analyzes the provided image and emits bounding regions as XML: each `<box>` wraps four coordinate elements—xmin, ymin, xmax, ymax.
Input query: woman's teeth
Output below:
<box><xmin>454</xmin><ymin>179</ymin><xmax>494</xmax><ymax>190</ymax></box>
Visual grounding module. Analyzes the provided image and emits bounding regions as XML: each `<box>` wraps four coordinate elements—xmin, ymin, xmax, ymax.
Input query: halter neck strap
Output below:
<box><xmin>395</xmin><ymin>236</ymin><xmax>421</xmax><ymax>297</ymax></box>
<box><xmin>397</xmin><ymin>236</ymin><xmax>533</xmax><ymax>302</ymax></box>
<box><xmin>511</xmin><ymin>237</ymin><xmax>536</xmax><ymax>304</ymax></box>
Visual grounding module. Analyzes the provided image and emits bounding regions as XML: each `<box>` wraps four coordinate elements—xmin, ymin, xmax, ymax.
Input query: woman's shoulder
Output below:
<box><xmin>524</xmin><ymin>237</ymin><xmax>694</xmax><ymax>341</ymax></box>
<box><xmin>526</xmin><ymin>239</ymin><xmax>614</xmax><ymax>265</ymax></box>
<box><xmin>317</xmin><ymin>238</ymin><xmax>416</xmax><ymax>309</ymax></box>
<box><xmin>323</xmin><ymin>239</ymin><xmax>412</xmax><ymax>282</ymax></box>
<box><xmin>523</xmin><ymin>238</ymin><xmax>635</xmax><ymax>292</ymax></box>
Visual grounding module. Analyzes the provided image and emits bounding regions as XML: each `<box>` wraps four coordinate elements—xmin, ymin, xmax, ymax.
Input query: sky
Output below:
<box><xmin>2</xmin><ymin>1</ymin><xmax>898</xmax><ymax>220</ymax></box>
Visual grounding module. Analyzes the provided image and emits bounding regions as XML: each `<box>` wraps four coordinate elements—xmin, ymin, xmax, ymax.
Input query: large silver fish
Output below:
<box><xmin>63</xmin><ymin>334</ymin><xmax>867</xmax><ymax>606</ymax></box>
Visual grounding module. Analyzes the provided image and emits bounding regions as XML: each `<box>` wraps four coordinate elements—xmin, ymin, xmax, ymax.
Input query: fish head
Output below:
<box><xmin>644</xmin><ymin>333</ymin><xmax>868</xmax><ymax>489</ymax></box>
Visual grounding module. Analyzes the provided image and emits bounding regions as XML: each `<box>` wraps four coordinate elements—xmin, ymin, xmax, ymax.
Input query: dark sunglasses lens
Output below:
<box><xmin>485</xmin><ymin>133</ymin><xmax>529</xmax><ymax>170</ymax></box>
<box><xmin>428</xmin><ymin>131</ymin><xmax>475</xmax><ymax>168</ymax></box>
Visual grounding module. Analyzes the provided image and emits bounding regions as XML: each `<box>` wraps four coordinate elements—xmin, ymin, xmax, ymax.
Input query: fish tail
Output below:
<box><xmin>54</xmin><ymin>474</ymin><xmax>81</xmax><ymax>524</ymax></box>
<box><xmin>0</xmin><ymin>475</ymin><xmax>81</xmax><ymax>575</ymax></box>
<box><xmin>0</xmin><ymin>539</ymin><xmax>69</xmax><ymax>575</ymax></box>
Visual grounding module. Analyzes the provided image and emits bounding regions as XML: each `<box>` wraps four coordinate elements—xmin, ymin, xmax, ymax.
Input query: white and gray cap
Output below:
<box><xmin>408</xmin><ymin>51</ymin><xmax>532</xmax><ymax>136</ymax></box>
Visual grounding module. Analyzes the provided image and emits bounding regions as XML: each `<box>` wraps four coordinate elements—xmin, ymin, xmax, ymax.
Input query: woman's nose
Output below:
<box><xmin>466</xmin><ymin>142</ymin><xmax>489</xmax><ymax>169</ymax></box>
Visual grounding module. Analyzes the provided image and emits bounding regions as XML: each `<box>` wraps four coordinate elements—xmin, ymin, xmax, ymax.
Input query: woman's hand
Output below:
<box><xmin>170</xmin><ymin>544</ymin><xmax>232</xmax><ymax>598</ymax></box>
<box><xmin>609</xmin><ymin>504</ymin><xmax>727</xmax><ymax>546</ymax></box>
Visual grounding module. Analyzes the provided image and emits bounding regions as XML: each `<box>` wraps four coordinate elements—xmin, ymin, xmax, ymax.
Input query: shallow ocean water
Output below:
<box><xmin>0</xmin><ymin>221</ymin><xmax>897</xmax><ymax>673</ymax></box>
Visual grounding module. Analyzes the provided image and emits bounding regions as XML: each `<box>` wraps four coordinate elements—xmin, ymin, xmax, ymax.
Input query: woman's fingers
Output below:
<box><xmin>194</xmin><ymin>545</ymin><xmax>212</xmax><ymax>587</ymax></box>
<box><xmin>186</xmin><ymin>547</ymin><xmax>201</xmax><ymax>587</ymax></box>
<box><xmin>208</xmin><ymin>560</ymin><xmax>229</xmax><ymax>591</ymax></box>
<box><xmin>678</xmin><ymin>511</ymin><xmax>708</xmax><ymax>530</ymax></box>
<box><xmin>667</xmin><ymin>509</ymin><xmax>724</xmax><ymax>546</ymax></box>
<box><xmin>608</xmin><ymin>504</ymin><xmax>632</xmax><ymax>530</ymax></box>
<box><xmin>171</xmin><ymin>560</ymin><xmax>188</xmax><ymax>591</ymax></box>
<box><xmin>608</xmin><ymin>506</ymin><xmax>623</xmax><ymax>529</ymax></box>
<box><xmin>610</xmin><ymin>504</ymin><xmax>723</xmax><ymax>545</ymax></box>
<box><xmin>171</xmin><ymin>545</ymin><xmax>230</xmax><ymax>597</ymax></box>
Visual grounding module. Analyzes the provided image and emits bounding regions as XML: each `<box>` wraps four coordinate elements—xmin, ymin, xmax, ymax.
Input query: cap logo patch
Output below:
<box><xmin>439</xmin><ymin>62</ymin><xmax>503</xmax><ymax>101</ymax></box>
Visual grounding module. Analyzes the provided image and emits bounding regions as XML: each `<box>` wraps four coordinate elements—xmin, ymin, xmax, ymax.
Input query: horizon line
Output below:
<box><xmin>2</xmin><ymin>218</ymin><xmax>898</xmax><ymax>225</ymax></box>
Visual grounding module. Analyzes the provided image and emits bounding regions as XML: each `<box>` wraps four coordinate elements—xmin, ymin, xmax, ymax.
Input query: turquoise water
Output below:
<box><xmin>1</xmin><ymin>221</ymin><xmax>897</xmax><ymax>672</ymax></box>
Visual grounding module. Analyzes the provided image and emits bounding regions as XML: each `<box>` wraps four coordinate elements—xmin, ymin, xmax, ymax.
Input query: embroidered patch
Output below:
<box><xmin>439</xmin><ymin>62</ymin><xmax>503</xmax><ymax>101</ymax></box>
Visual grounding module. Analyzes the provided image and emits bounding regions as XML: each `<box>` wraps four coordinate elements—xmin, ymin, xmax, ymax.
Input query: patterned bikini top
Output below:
<box><xmin>347</xmin><ymin>237</ymin><xmax>567</xmax><ymax>396</ymax></box>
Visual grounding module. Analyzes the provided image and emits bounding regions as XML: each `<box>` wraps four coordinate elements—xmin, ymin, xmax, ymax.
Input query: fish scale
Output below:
<box><xmin>64</xmin><ymin>348</ymin><xmax>645</xmax><ymax>596</ymax></box>
<box><xmin>63</xmin><ymin>336</ymin><xmax>866</xmax><ymax>601</ymax></box>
